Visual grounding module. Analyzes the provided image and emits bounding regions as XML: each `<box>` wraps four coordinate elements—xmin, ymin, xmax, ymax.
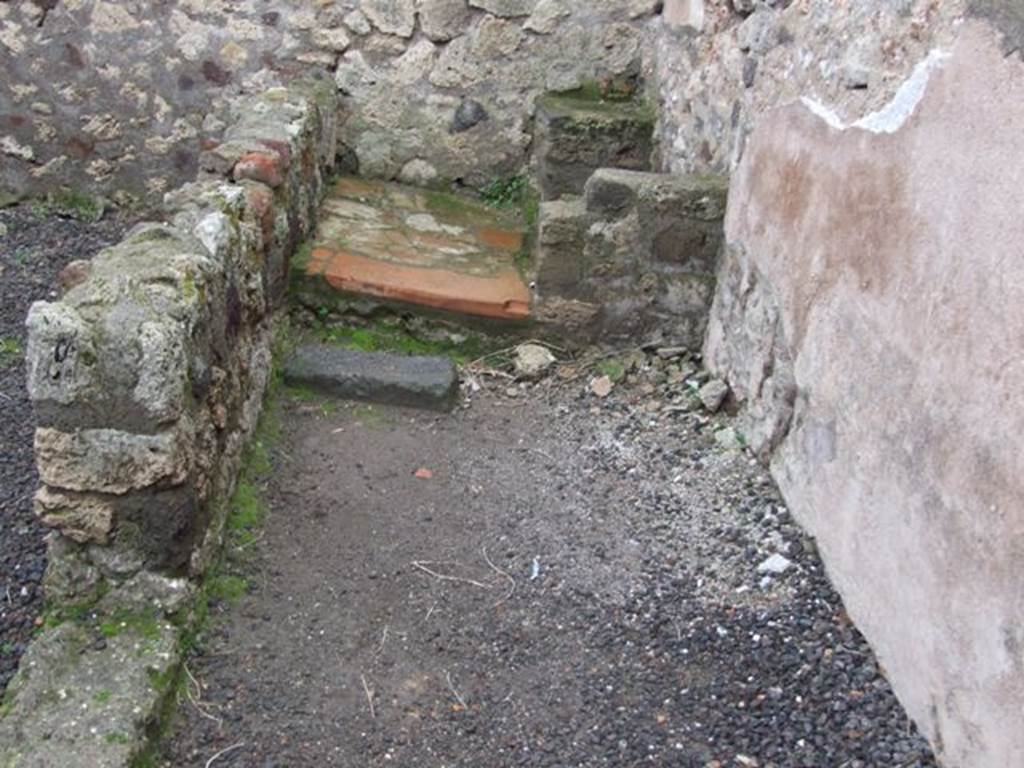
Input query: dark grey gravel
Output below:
<box><xmin>0</xmin><ymin>204</ymin><xmax>136</xmax><ymax>694</ymax></box>
<box><xmin>159</xmin><ymin>360</ymin><xmax>938</xmax><ymax>768</ymax></box>
<box><xmin>285</xmin><ymin>344</ymin><xmax>459</xmax><ymax>411</ymax></box>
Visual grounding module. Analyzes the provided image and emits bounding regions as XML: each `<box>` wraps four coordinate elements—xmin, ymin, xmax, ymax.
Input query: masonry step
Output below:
<box><xmin>284</xmin><ymin>344</ymin><xmax>459</xmax><ymax>411</ymax></box>
<box><xmin>297</xmin><ymin>177</ymin><xmax>531</xmax><ymax>323</ymax></box>
<box><xmin>534</xmin><ymin>89</ymin><xmax>656</xmax><ymax>201</ymax></box>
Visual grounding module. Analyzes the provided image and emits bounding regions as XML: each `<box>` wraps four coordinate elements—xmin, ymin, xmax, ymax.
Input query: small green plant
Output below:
<box><xmin>481</xmin><ymin>175</ymin><xmax>528</xmax><ymax>209</ymax></box>
<box><xmin>93</xmin><ymin>690</ymin><xmax>113</xmax><ymax>704</ymax></box>
<box><xmin>0</xmin><ymin>338</ymin><xmax>19</xmax><ymax>367</ymax></box>
<box><xmin>37</xmin><ymin>189</ymin><xmax>107</xmax><ymax>223</ymax></box>
<box><xmin>104</xmin><ymin>732</ymin><xmax>130</xmax><ymax>746</ymax></box>
<box><xmin>597</xmin><ymin>359</ymin><xmax>627</xmax><ymax>383</ymax></box>
<box><xmin>206</xmin><ymin>573</ymin><xmax>249</xmax><ymax>604</ymax></box>
<box><xmin>0</xmin><ymin>643</ymin><xmax>15</xmax><ymax>657</ymax></box>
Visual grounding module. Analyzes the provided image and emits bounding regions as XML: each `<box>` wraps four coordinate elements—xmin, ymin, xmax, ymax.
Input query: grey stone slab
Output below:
<box><xmin>285</xmin><ymin>345</ymin><xmax>459</xmax><ymax>411</ymax></box>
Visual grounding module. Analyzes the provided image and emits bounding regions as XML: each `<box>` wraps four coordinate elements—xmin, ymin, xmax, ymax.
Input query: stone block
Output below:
<box><xmin>25</xmin><ymin>302</ymin><xmax>98</xmax><ymax>408</ymax></box>
<box><xmin>419</xmin><ymin>0</ymin><xmax>473</xmax><ymax>42</ymax></box>
<box><xmin>534</xmin><ymin>93</ymin><xmax>655</xmax><ymax>201</ymax></box>
<box><xmin>469</xmin><ymin>0</ymin><xmax>537</xmax><ymax>17</ymax></box>
<box><xmin>663</xmin><ymin>0</ymin><xmax>704</xmax><ymax>31</ymax></box>
<box><xmin>536</xmin><ymin>198</ymin><xmax>588</xmax><ymax>294</ymax></box>
<box><xmin>35</xmin><ymin>426</ymin><xmax>191</xmax><ymax>496</ymax></box>
<box><xmin>285</xmin><ymin>345</ymin><xmax>460</xmax><ymax>411</ymax></box>
<box><xmin>34</xmin><ymin>487</ymin><xmax>115</xmax><ymax>545</ymax></box>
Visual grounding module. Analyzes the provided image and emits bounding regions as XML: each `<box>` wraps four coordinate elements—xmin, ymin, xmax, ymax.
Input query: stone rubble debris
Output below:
<box><xmin>513</xmin><ymin>343</ymin><xmax>557</xmax><ymax>380</ymax></box>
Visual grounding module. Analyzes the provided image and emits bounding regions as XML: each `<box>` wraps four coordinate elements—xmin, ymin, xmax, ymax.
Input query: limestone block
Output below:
<box><xmin>133</xmin><ymin>321</ymin><xmax>187</xmax><ymax>425</ymax></box>
<box><xmin>469</xmin><ymin>0</ymin><xmax>537</xmax><ymax>17</ymax></box>
<box><xmin>336</xmin><ymin>50</ymin><xmax>381</xmax><ymax>97</ymax></box>
<box><xmin>25</xmin><ymin>302</ymin><xmax>98</xmax><ymax>408</ymax></box>
<box><xmin>34</xmin><ymin>487</ymin><xmax>115</xmax><ymax>545</ymax></box>
<box><xmin>418</xmin><ymin>0</ymin><xmax>472</xmax><ymax>42</ymax></box>
<box><xmin>473</xmin><ymin>15</ymin><xmax>526</xmax><ymax>57</ymax></box>
<box><xmin>524</xmin><ymin>0</ymin><xmax>570</xmax><ymax>34</ymax></box>
<box><xmin>363</xmin><ymin>0</ymin><xmax>417</xmax><ymax>37</ymax></box>
<box><xmin>663</xmin><ymin>0</ymin><xmax>704</xmax><ymax>31</ymax></box>
<box><xmin>35</xmin><ymin>426</ymin><xmax>191</xmax><ymax>495</ymax></box>
<box><xmin>536</xmin><ymin>198</ymin><xmax>587</xmax><ymax>293</ymax></box>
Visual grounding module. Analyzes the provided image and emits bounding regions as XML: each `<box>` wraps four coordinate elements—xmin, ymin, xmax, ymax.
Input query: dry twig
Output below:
<box><xmin>360</xmin><ymin>673</ymin><xmax>376</xmax><ymax>719</ymax></box>
<box><xmin>411</xmin><ymin>561</ymin><xmax>493</xmax><ymax>590</ymax></box>
<box><xmin>184</xmin><ymin>663</ymin><xmax>223</xmax><ymax>726</ymax></box>
<box><xmin>205</xmin><ymin>742</ymin><xmax>244</xmax><ymax>768</ymax></box>
<box><xmin>482</xmin><ymin>546</ymin><xmax>516</xmax><ymax>607</ymax></box>
<box><xmin>445</xmin><ymin>670</ymin><xmax>467</xmax><ymax>710</ymax></box>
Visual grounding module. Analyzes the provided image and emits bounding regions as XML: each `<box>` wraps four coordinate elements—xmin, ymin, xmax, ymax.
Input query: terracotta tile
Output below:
<box><xmin>334</xmin><ymin>177</ymin><xmax>386</xmax><ymax>200</ymax></box>
<box><xmin>477</xmin><ymin>227</ymin><xmax>524</xmax><ymax>252</ymax></box>
<box><xmin>322</xmin><ymin>250</ymin><xmax>530</xmax><ymax>321</ymax></box>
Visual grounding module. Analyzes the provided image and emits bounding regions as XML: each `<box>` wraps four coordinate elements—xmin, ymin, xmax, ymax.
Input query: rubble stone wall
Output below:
<box><xmin>653</xmin><ymin>0</ymin><xmax>966</xmax><ymax>177</ymax></box>
<box><xmin>24</xmin><ymin>77</ymin><xmax>338</xmax><ymax>602</ymax></box>
<box><xmin>0</xmin><ymin>0</ymin><xmax>661</xmax><ymax>205</ymax></box>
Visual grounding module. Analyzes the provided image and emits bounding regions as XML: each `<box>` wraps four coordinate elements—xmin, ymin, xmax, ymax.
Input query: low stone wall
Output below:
<box><xmin>0</xmin><ymin>76</ymin><xmax>336</xmax><ymax>767</ymax></box>
<box><xmin>536</xmin><ymin>168</ymin><xmax>727</xmax><ymax>346</ymax></box>
<box><xmin>0</xmin><ymin>0</ymin><xmax>660</xmax><ymax>204</ymax></box>
<box><xmin>703</xmin><ymin>22</ymin><xmax>1024</xmax><ymax>767</ymax></box>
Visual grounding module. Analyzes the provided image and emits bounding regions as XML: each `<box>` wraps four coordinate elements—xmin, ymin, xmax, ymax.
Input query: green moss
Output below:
<box><xmin>283</xmin><ymin>384</ymin><xmax>339</xmax><ymax>417</ymax></box>
<box><xmin>0</xmin><ymin>338</ymin><xmax>22</xmax><ymax>369</ymax></box>
<box><xmin>39</xmin><ymin>189</ymin><xmax>107</xmax><ymax>223</ymax></box>
<box><xmin>206</xmin><ymin>574</ymin><xmax>249</xmax><ymax>604</ymax></box>
<box><xmin>98</xmin><ymin>609</ymin><xmax>161</xmax><ymax>641</ymax></box>
<box><xmin>146</xmin><ymin>665</ymin><xmax>177</xmax><ymax>696</ymax></box>
<box><xmin>319</xmin><ymin>323</ymin><xmax>496</xmax><ymax>365</ymax></box>
<box><xmin>105</xmin><ymin>732</ymin><xmax>130</xmax><ymax>746</ymax></box>
<box><xmin>181</xmin><ymin>272</ymin><xmax>198</xmax><ymax>304</ymax></box>
<box><xmin>292</xmin><ymin>241</ymin><xmax>315</xmax><ymax>273</ymax></box>
<box><xmin>424</xmin><ymin>189</ymin><xmax>491</xmax><ymax>220</ymax></box>
<box><xmin>228</xmin><ymin>481</ymin><xmax>267</xmax><ymax>537</ymax></box>
<box><xmin>597</xmin><ymin>359</ymin><xmax>627</xmax><ymax>383</ymax></box>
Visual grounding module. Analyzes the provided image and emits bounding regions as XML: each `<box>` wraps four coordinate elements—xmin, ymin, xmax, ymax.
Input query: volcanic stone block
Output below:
<box><xmin>285</xmin><ymin>345</ymin><xmax>459</xmax><ymax>411</ymax></box>
<box><xmin>534</xmin><ymin>92</ymin><xmax>655</xmax><ymax>201</ymax></box>
<box><xmin>536</xmin><ymin>198</ymin><xmax>588</xmax><ymax>293</ymax></box>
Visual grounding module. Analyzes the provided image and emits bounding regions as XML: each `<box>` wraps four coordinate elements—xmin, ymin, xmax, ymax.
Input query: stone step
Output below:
<box><xmin>297</xmin><ymin>177</ymin><xmax>531</xmax><ymax>323</ymax></box>
<box><xmin>284</xmin><ymin>344</ymin><xmax>459</xmax><ymax>411</ymax></box>
<box><xmin>534</xmin><ymin>90</ymin><xmax>656</xmax><ymax>201</ymax></box>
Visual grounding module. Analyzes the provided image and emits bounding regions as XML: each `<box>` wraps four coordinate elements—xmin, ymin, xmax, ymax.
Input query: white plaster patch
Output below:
<box><xmin>1</xmin><ymin>135</ymin><xmax>35</xmax><ymax>162</ymax></box>
<box><xmin>801</xmin><ymin>49</ymin><xmax>951</xmax><ymax>135</ymax></box>
<box><xmin>194</xmin><ymin>213</ymin><xmax>233</xmax><ymax>258</ymax></box>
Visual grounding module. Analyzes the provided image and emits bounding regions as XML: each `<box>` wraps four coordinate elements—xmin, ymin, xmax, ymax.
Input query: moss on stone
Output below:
<box><xmin>38</xmin><ymin>189</ymin><xmax>107</xmax><ymax>223</ymax></box>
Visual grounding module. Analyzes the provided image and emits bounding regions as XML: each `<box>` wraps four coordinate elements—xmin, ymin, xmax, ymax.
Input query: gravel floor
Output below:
<box><xmin>0</xmin><ymin>205</ymin><xmax>135</xmax><ymax>694</ymax></box>
<box><xmin>160</xmin><ymin>360</ymin><xmax>938</xmax><ymax>768</ymax></box>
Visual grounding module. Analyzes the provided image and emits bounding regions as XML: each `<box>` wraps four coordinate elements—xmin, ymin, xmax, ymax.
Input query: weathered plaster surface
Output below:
<box><xmin>704</xmin><ymin>23</ymin><xmax>1024</xmax><ymax>766</ymax></box>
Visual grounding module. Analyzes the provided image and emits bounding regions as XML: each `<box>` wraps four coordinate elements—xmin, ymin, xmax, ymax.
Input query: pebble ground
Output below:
<box><xmin>160</xmin><ymin>362</ymin><xmax>938</xmax><ymax>768</ymax></box>
<box><xmin>0</xmin><ymin>205</ymin><xmax>134</xmax><ymax>694</ymax></box>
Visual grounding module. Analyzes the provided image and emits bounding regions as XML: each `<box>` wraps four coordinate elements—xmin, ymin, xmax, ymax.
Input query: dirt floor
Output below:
<box><xmin>0</xmin><ymin>205</ymin><xmax>135</xmax><ymax>694</ymax></box>
<box><xmin>160</xmin><ymin>368</ymin><xmax>937</xmax><ymax>768</ymax></box>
